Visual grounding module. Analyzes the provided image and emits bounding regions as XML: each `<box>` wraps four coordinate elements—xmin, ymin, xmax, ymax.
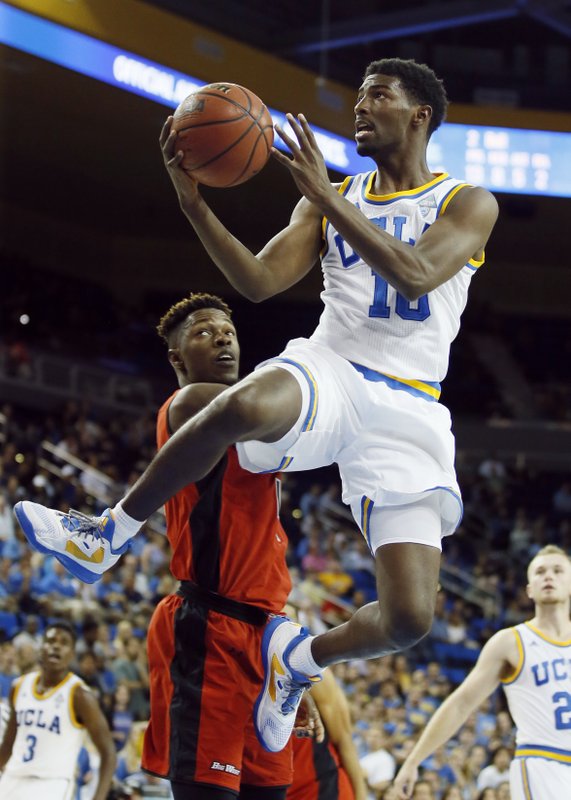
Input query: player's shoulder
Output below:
<box><xmin>446</xmin><ymin>181</ymin><xmax>499</xmax><ymax>217</ymax></box>
<box><xmin>168</xmin><ymin>383</ymin><xmax>228</xmax><ymax>433</ymax></box>
<box><xmin>483</xmin><ymin>626</ymin><xmax>522</xmax><ymax>660</ymax></box>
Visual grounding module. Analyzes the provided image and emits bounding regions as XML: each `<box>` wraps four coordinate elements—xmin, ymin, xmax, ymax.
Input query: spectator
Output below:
<box><xmin>11</xmin><ymin>614</ymin><xmax>42</xmax><ymax>651</ymax></box>
<box><xmin>109</xmin><ymin>683</ymin><xmax>135</xmax><ymax>752</ymax></box>
<box><xmin>111</xmin><ymin>636</ymin><xmax>149</xmax><ymax>720</ymax></box>
<box><xmin>359</xmin><ymin>726</ymin><xmax>396</xmax><ymax>795</ymax></box>
<box><xmin>116</xmin><ymin>720</ymin><xmax>149</xmax><ymax>782</ymax></box>
<box><xmin>476</xmin><ymin>746</ymin><xmax>511</xmax><ymax>791</ymax></box>
<box><xmin>411</xmin><ymin>780</ymin><xmax>435</xmax><ymax>799</ymax></box>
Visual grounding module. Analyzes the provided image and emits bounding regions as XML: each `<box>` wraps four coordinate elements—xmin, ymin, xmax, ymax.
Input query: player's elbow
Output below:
<box><xmin>246</xmin><ymin>286</ymin><xmax>276</xmax><ymax>303</ymax></box>
<box><xmin>397</xmin><ymin>256</ymin><xmax>435</xmax><ymax>301</ymax></box>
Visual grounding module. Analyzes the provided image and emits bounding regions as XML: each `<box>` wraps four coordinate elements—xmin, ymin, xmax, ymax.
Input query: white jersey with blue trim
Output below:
<box><xmin>5</xmin><ymin>670</ymin><xmax>86</xmax><ymax>779</ymax></box>
<box><xmin>310</xmin><ymin>171</ymin><xmax>484</xmax><ymax>400</ymax></box>
<box><xmin>502</xmin><ymin>622</ymin><xmax>571</xmax><ymax>762</ymax></box>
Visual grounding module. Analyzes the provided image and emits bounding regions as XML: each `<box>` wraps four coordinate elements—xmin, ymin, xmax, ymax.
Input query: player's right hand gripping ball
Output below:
<box><xmin>172</xmin><ymin>83</ymin><xmax>274</xmax><ymax>188</ymax></box>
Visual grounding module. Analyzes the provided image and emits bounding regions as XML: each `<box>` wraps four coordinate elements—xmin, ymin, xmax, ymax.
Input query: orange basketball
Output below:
<box><xmin>172</xmin><ymin>83</ymin><xmax>274</xmax><ymax>188</ymax></box>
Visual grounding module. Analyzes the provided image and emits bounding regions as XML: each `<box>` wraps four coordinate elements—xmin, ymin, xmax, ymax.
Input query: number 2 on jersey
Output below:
<box><xmin>553</xmin><ymin>691</ymin><xmax>571</xmax><ymax>730</ymax></box>
<box><xmin>368</xmin><ymin>272</ymin><xmax>431</xmax><ymax>321</ymax></box>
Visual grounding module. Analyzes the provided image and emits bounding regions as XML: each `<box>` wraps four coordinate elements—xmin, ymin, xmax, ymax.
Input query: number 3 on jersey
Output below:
<box><xmin>23</xmin><ymin>734</ymin><xmax>37</xmax><ymax>762</ymax></box>
<box><xmin>369</xmin><ymin>271</ymin><xmax>430</xmax><ymax>321</ymax></box>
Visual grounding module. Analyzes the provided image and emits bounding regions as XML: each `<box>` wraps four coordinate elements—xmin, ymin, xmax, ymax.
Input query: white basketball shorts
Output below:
<box><xmin>510</xmin><ymin>756</ymin><xmax>571</xmax><ymax>800</ymax></box>
<box><xmin>236</xmin><ymin>338</ymin><xmax>462</xmax><ymax>553</ymax></box>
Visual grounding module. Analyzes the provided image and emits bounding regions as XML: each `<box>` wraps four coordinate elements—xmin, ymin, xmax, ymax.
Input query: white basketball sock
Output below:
<box><xmin>286</xmin><ymin>635</ymin><xmax>323</xmax><ymax>678</ymax></box>
<box><xmin>110</xmin><ymin>502</ymin><xmax>145</xmax><ymax>548</ymax></box>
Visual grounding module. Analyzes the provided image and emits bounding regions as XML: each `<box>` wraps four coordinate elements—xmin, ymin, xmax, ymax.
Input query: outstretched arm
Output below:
<box><xmin>393</xmin><ymin>628</ymin><xmax>518</xmax><ymax>799</ymax></box>
<box><xmin>161</xmin><ymin>117</ymin><xmax>322</xmax><ymax>301</ymax></box>
<box><xmin>273</xmin><ymin>114</ymin><xmax>499</xmax><ymax>301</ymax></box>
<box><xmin>74</xmin><ymin>685</ymin><xmax>117</xmax><ymax>800</ymax></box>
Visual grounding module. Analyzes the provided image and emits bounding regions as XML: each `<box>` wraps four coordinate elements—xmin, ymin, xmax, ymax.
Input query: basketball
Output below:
<box><xmin>172</xmin><ymin>83</ymin><xmax>274</xmax><ymax>188</ymax></box>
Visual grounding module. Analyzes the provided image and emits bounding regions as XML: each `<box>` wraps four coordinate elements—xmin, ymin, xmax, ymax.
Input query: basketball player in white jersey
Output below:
<box><xmin>15</xmin><ymin>59</ymin><xmax>498</xmax><ymax>753</ymax></box>
<box><xmin>0</xmin><ymin>620</ymin><xmax>116</xmax><ymax>800</ymax></box>
<box><xmin>393</xmin><ymin>545</ymin><xmax>571</xmax><ymax>800</ymax></box>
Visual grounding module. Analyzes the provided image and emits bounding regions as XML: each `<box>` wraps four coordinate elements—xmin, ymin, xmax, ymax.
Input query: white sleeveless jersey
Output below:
<box><xmin>310</xmin><ymin>172</ymin><xmax>484</xmax><ymax>400</ymax></box>
<box><xmin>5</xmin><ymin>670</ymin><xmax>86</xmax><ymax>779</ymax></box>
<box><xmin>502</xmin><ymin>622</ymin><xmax>571</xmax><ymax>762</ymax></box>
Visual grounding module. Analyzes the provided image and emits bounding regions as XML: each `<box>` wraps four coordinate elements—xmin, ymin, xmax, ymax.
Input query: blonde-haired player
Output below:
<box><xmin>394</xmin><ymin>545</ymin><xmax>571</xmax><ymax>799</ymax></box>
<box><xmin>0</xmin><ymin>620</ymin><xmax>116</xmax><ymax>800</ymax></box>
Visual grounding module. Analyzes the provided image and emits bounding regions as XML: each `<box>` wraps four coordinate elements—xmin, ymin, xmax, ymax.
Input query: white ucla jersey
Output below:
<box><xmin>310</xmin><ymin>172</ymin><xmax>484</xmax><ymax>400</ymax></box>
<box><xmin>502</xmin><ymin>622</ymin><xmax>571</xmax><ymax>762</ymax></box>
<box><xmin>5</xmin><ymin>670</ymin><xmax>86</xmax><ymax>779</ymax></box>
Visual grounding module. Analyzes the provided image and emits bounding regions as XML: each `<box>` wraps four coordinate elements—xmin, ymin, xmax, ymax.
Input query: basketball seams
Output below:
<box><xmin>189</xmin><ymin>89</ymin><xmax>268</xmax><ymax>129</ymax></box>
<box><xmin>182</xmin><ymin>119</ymin><xmax>259</xmax><ymax>177</ymax></box>
<box><xmin>231</xmin><ymin>128</ymin><xmax>272</xmax><ymax>185</ymax></box>
<box><xmin>173</xmin><ymin>83</ymin><xmax>273</xmax><ymax>186</ymax></box>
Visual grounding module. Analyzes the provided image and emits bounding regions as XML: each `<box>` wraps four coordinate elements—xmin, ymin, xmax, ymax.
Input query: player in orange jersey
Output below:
<box><xmin>137</xmin><ymin>293</ymin><xmax>293</xmax><ymax>800</ymax></box>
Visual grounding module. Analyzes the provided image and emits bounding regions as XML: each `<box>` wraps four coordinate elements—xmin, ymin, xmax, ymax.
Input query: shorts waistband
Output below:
<box><xmin>515</xmin><ymin>744</ymin><xmax>571</xmax><ymax>763</ymax></box>
<box><xmin>177</xmin><ymin>581</ymin><xmax>269</xmax><ymax>626</ymax></box>
<box><xmin>350</xmin><ymin>362</ymin><xmax>441</xmax><ymax>401</ymax></box>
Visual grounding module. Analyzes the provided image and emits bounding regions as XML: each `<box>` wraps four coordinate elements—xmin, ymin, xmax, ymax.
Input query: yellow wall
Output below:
<box><xmin>8</xmin><ymin>0</ymin><xmax>571</xmax><ymax>134</ymax></box>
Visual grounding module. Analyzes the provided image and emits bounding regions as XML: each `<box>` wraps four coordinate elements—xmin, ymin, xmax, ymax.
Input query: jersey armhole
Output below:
<box><xmin>501</xmin><ymin>627</ymin><xmax>524</xmax><ymax>685</ymax></box>
<box><xmin>437</xmin><ymin>183</ymin><xmax>486</xmax><ymax>271</ymax></box>
<box><xmin>320</xmin><ymin>175</ymin><xmax>356</xmax><ymax>257</ymax></box>
<box><xmin>69</xmin><ymin>681</ymin><xmax>86</xmax><ymax>729</ymax></box>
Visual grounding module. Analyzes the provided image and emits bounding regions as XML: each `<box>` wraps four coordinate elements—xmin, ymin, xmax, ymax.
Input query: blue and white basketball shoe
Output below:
<box><xmin>254</xmin><ymin>616</ymin><xmax>322</xmax><ymax>753</ymax></box>
<box><xmin>13</xmin><ymin>501</ymin><xmax>129</xmax><ymax>584</ymax></box>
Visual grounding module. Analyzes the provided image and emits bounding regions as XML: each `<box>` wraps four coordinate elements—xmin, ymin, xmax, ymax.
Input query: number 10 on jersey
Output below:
<box><xmin>368</xmin><ymin>270</ymin><xmax>431</xmax><ymax>321</ymax></box>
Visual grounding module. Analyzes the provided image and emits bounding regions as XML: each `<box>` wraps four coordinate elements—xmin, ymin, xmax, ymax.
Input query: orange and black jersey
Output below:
<box><xmin>288</xmin><ymin>733</ymin><xmax>355</xmax><ymax>800</ymax></box>
<box><xmin>157</xmin><ymin>391</ymin><xmax>291</xmax><ymax>612</ymax></box>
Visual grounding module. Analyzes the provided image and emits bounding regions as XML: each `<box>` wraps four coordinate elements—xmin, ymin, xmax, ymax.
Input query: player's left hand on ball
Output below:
<box><xmin>159</xmin><ymin>116</ymin><xmax>200</xmax><ymax>207</ymax></box>
<box><xmin>293</xmin><ymin>691</ymin><xmax>325</xmax><ymax>743</ymax></box>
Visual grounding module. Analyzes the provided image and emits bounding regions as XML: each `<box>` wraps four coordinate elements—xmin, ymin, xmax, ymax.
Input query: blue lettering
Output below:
<box><xmin>553</xmin><ymin>658</ymin><xmax>568</xmax><ymax>681</ymax></box>
<box><xmin>531</xmin><ymin>659</ymin><xmax>571</xmax><ymax>686</ymax></box>
<box><xmin>49</xmin><ymin>715</ymin><xmax>61</xmax><ymax>735</ymax></box>
<box><xmin>553</xmin><ymin>692</ymin><xmax>571</xmax><ymax>730</ymax></box>
<box><xmin>369</xmin><ymin>273</ymin><xmax>391</xmax><ymax>318</ymax></box>
<box><xmin>333</xmin><ymin>234</ymin><xmax>360</xmax><ymax>268</ymax></box>
<box><xmin>371</xmin><ymin>216</ymin><xmax>387</xmax><ymax>232</ymax></box>
<box><xmin>392</xmin><ymin>216</ymin><xmax>406</xmax><ymax>240</ymax></box>
<box><xmin>16</xmin><ymin>708</ymin><xmax>62</xmax><ymax>734</ymax></box>
<box><xmin>532</xmin><ymin>661</ymin><xmax>550</xmax><ymax>686</ymax></box>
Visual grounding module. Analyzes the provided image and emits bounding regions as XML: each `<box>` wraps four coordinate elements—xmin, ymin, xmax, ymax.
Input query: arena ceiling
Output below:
<box><xmin>148</xmin><ymin>0</ymin><xmax>571</xmax><ymax>111</ymax></box>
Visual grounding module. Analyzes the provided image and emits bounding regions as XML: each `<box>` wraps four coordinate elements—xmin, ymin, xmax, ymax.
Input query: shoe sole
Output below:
<box><xmin>14</xmin><ymin>502</ymin><xmax>103</xmax><ymax>584</ymax></box>
<box><xmin>253</xmin><ymin>615</ymin><xmax>288</xmax><ymax>752</ymax></box>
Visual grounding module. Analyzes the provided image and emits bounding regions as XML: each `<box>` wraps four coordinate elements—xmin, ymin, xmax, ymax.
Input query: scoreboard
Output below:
<box><xmin>2</xmin><ymin>1</ymin><xmax>570</xmax><ymax>198</ymax></box>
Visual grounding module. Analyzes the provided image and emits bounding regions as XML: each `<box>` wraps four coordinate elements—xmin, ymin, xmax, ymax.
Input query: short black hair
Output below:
<box><xmin>363</xmin><ymin>58</ymin><xmax>448</xmax><ymax>137</ymax></box>
<box><xmin>157</xmin><ymin>293</ymin><xmax>232</xmax><ymax>346</ymax></box>
<box><xmin>45</xmin><ymin>619</ymin><xmax>77</xmax><ymax>643</ymax></box>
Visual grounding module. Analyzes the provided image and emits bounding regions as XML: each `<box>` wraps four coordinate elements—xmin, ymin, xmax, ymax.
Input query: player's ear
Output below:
<box><xmin>414</xmin><ymin>104</ymin><xmax>432</xmax><ymax>129</ymax></box>
<box><xmin>525</xmin><ymin>582</ymin><xmax>532</xmax><ymax>599</ymax></box>
<box><xmin>168</xmin><ymin>349</ymin><xmax>183</xmax><ymax>370</ymax></box>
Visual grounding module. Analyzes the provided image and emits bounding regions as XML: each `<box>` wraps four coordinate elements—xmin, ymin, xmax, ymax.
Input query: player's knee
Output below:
<box><xmin>215</xmin><ymin>383</ymin><xmax>266</xmax><ymax>438</ymax></box>
<box><xmin>384</xmin><ymin>600</ymin><xmax>433</xmax><ymax>650</ymax></box>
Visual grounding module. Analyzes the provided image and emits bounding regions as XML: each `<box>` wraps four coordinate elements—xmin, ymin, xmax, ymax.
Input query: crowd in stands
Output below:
<box><xmin>1</xmin><ymin>392</ymin><xmax>570</xmax><ymax>799</ymax></box>
<box><xmin>1</xmin><ymin>249</ymin><xmax>570</xmax><ymax>797</ymax></box>
<box><xmin>5</xmin><ymin>249</ymin><xmax>571</xmax><ymax>423</ymax></box>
